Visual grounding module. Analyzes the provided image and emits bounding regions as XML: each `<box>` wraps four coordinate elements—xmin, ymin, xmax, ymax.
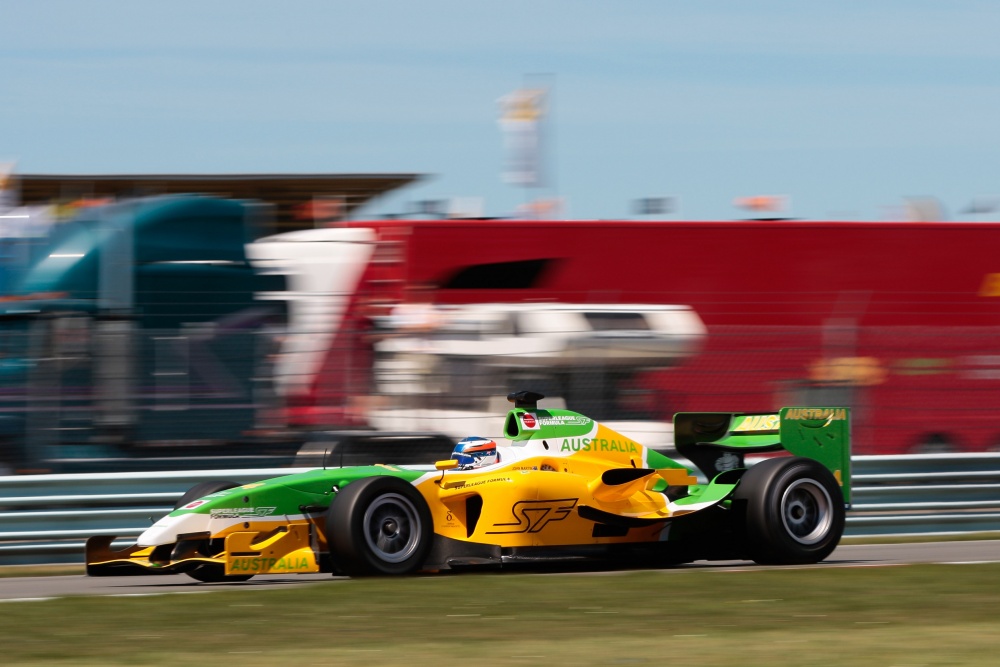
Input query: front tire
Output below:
<box><xmin>733</xmin><ymin>457</ymin><xmax>845</xmax><ymax>565</ymax></box>
<box><xmin>174</xmin><ymin>481</ymin><xmax>254</xmax><ymax>583</ymax></box>
<box><xmin>174</xmin><ymin>480</ymin><xmax>240</xmax><ymax>511</ymax></box>
<box><xmin>326</xmin><ymin>476</ymin><xmax>433</xmax><ymax>576</ymax></box>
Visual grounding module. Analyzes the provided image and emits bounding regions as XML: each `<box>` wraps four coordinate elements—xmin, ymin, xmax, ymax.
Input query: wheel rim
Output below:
<box><xmin>780</xmin><ymin>478</ymin><xmax>833</xmax><ymax>545</ymax></box>
<box><xmin>362</xmin><ymin>493</ymin><xmax>422</xmax><ymax>564</ymax></box>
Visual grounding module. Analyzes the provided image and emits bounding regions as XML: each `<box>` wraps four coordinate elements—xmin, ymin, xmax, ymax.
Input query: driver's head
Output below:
<box><xmin>452</xmin><ymin>437</ymin><xmax>499</xmax><ymax>469</ymax></box>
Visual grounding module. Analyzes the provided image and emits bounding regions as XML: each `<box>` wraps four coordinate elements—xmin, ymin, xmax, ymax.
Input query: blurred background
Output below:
<box><xmin>2</xmin><ymin>1</ymin><xmax>1000</xmax><ymax>476</ymax></box>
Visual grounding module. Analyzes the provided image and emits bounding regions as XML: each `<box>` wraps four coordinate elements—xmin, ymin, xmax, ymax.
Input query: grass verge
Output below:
<box><xmin>0</xmin><ymin>565</ymin><xmax>83</xmax><ymax>578</ymax></box>
<box><xmin>3</xmin><ymin>563</ymin><xmax>1000</xmax><ymax>666</ymax></box>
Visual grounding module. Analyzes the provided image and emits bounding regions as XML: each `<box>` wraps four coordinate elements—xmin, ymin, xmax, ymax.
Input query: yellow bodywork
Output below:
<box><xmin>88</xmin><ymin>423</ymin><xmax>701</xmax><ymax>575</ymax></box>
<box><xmin>224</xmin><ymin>523</ymin><xmax>320</xmax><ymax>575</ymax></box>
<box><xmin>87</xmin><ymin>520</ymin><xmax>323</xmax><ymax>575</ymax></box>
<box><xmin>413</xmin><ymin>424</ymin><xmax>697</xmax><ymax>549</ymax></box>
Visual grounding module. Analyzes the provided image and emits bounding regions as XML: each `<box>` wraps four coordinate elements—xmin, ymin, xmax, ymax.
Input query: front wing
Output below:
<box><xmin>85</xmin><ymin>523</ymin><xmax>321</xmax><ymax>577</ymax></box>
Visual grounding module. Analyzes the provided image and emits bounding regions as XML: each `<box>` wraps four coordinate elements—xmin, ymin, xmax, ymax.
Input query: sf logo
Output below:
<box><xmin>486</xmin><ymin>498</ymin><xmax>579</xmax><ymax>534</ymax></box>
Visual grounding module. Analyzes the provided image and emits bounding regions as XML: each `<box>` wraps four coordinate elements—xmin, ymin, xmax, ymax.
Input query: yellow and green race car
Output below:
<box><xmin>86</xmin><ymin>391</ymin><xmax>850</xmax><ymax>581</ymax></box>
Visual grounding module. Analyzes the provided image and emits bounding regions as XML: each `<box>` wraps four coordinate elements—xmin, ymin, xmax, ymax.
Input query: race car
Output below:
<box><xmin>86</xmin><ymin>391</ymin><xmax>851</xmax><ymax>581</ymax></box>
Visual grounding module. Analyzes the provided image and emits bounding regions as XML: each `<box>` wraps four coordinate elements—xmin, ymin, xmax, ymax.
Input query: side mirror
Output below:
<box><xmin>435</xmin><ymin>459</ymin><xmax>460</xmax><ymax>471</ymax></box>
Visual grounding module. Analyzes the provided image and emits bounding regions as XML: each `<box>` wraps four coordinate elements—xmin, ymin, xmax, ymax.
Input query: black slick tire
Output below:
<box><xmin>733</xmin><ymin>457</ymin><xmax>845</xmax><ymax>565</ymax></box>
<box><xmin>174</xmin><ymin>480</ymin><xmax>254</xmax><ymax>583</ymax></box>
<box><xmin>326</xmin><ymin>476</ymin><xmax>433</xmax><ymax>576</ymax></box>
<box><xmin>174</xmin><ymin>480</ymin><xmax>240</xmax><ymax>510</ymax></box>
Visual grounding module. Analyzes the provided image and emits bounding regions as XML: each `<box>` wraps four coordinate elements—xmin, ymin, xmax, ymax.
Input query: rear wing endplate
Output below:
<box><xmin>673</xmin><ymin>407</ymin><xmax>851</xmax><ymax>504</ymax></box>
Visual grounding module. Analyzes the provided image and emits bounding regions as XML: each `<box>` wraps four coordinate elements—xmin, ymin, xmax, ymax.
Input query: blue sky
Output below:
<box><xmin>3</xmin><ymin>1</ymin><xmax>1000</xmax><ymax>220</ymax></box>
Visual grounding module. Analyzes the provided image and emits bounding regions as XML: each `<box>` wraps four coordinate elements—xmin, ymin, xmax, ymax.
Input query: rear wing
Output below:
<box><xmin>673</xmin><ymin>407</ymin><xmax>851</xmax><ymax>503</ymax></box>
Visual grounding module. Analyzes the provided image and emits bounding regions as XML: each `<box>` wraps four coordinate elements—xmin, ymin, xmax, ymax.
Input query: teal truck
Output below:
<box><xmin>0</xmin><ymin>195</ymin><xmax>289</xmax><ymax>472</ymax></box>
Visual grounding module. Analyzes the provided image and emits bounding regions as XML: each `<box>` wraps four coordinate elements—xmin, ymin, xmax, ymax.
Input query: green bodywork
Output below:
<box><xmin>673</xmin><ymin>407</ymin><xmax>852</xmax><ymax>504</ymax></box>
<box><xmin>87</xmin><ymin>403</ymin><xmax>851</xmax><ymax>579</ymax></box>
<box><xmin>170</xmin><ymin>406</ymin><xmax>851</xmax><ymax>523</ymax></box>
<box><xmin>172</xmin><ymin>466</ymin><xmax>426</xmax><ymax>517</ymax></box>
<box><xmin>502</xmin><ymin>408</ymin><xmax>595</xmax><ymax>441</ymax></box>
<box><xmin>497</xmin><ymin>404</ymin><xmax>851</xmax><ymax>513</ymax></box>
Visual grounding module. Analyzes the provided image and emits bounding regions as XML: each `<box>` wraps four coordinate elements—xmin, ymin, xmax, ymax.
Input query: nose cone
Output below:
<box><xmin>137</xmin><ymin>512</ymin><xmax>213</xmax><ymax>547</ymax></box>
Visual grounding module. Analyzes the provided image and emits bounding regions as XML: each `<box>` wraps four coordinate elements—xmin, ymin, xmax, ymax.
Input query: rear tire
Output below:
<box><xmin>326</xmin><ymin>476</ymin><xmax>433</xmax><ymax>576</ymax></box>
<box><xmin>174</xmin><ymin>481</ymin><xmax>254</xmax><ymax>583</ymax></box>
<box><xmin>733</xmin><ymin>457</ymin><xmax>845</xmax><ymax>565</ymax></box>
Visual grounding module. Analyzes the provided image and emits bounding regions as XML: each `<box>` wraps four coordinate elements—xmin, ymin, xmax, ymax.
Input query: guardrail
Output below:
<box><xmin>1</xmin><ymin>455</ymin><xmax>999</xmax><ymax>566</ymax></box>
<box><xmin>847</xmin><ymin>453</ymin><xmax>1000</xmax><ymax>538</ymax></box>
<box><xmin>0</xmin><ymin>468</ymin><xmax>297</xmax><ymax>566</ymax></box>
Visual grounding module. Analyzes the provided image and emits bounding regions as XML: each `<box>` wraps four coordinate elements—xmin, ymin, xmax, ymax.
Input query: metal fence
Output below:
<box><xmin>847</xmin><ymin>453</ymin><xmax>1000</xmax><ymax>537</ymax></box>
<box><xmin>0</xmin><ymin>468</ymin><xmax>295</xmax><ymax>566</ymax></box>
<box><xmin>1</xmin><ymin>454</ymin><xmax>998</xmax><ymax>567</ymax></box>
<box><xmin>8</xmin><ymin>317</ymin><xmax>1000</xmax><ymax>475</ymax></box>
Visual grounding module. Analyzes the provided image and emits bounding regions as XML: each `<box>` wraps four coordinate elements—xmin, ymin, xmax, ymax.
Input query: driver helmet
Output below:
<box><xmin>452</xmin><ymin>437</ymin><xmax>499</xmax><ymax>469</ymax></box>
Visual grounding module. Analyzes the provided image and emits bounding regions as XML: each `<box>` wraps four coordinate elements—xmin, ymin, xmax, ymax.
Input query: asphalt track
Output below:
<box><xmin>1</xmin><ymin>541</ymin><xmax>999</xmax><ymax>601</ymax></box>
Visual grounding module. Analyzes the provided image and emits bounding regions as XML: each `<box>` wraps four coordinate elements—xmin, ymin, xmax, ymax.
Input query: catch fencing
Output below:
<box><xmin>10</xmin><ymin>321</ymin><xmax>1000</xmax><ymax>476</ymax></box>
<box><xmin>1</xmin><ymin>454</ymin><xmax>999</xmax><ymax>567</ymax></box>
